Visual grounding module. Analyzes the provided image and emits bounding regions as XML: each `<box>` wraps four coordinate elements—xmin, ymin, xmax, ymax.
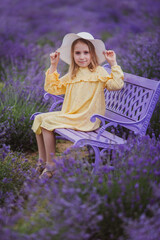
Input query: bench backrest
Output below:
<box><xmin>103</xmin><ymin>64</ymin><xmax>160</xmax><ymax>135</ymax></box>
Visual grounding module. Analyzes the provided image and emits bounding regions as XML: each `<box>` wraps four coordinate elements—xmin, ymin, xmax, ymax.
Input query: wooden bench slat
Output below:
<box><xmin>55</xmin><ymin>128</ymin><xmax>81</xmax><ymax>143</ymax></box>
<box><xmin>55</xmin><ymin>127</ymin><xmax>124</xmax><ymax>145</ymax></box>
<box><xmin>95</xmin><ymin>129</ymin><xmax>125</xmax><ymax>144</ymax></box>
<box><xmin>55</xmin><ymin>128</ymin><xmax>106</xmax><ymax>143</ymax></box>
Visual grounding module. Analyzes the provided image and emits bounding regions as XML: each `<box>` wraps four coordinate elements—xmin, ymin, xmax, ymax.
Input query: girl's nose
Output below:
<box><xmin>80</xmin><ymin>54</ymin><xmax>84</xmax><ymax>59</ymax></box>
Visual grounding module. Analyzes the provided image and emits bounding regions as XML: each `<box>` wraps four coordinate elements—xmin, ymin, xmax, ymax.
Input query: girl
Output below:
<box><xmin>32</xmin><ymin>32</ymin><xmax>124</xmax><ymax>178</ymax></box>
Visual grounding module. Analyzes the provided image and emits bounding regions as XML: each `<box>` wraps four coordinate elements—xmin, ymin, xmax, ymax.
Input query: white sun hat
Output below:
<box><xmin>57</xmin><ymin>32</ymin><xmax>106</xmax><ymax>65</ymax></box>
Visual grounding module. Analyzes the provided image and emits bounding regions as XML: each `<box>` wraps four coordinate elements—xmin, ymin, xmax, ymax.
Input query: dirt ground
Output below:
<box><xmin>25</xmin><ymin>140</ymin><xmax>74</xmax><ymax>164</ymax></box>
<box><xmin>24</xmin><ymin>139</ymin><xmax>92</xmax><ymax>168</ymax></box>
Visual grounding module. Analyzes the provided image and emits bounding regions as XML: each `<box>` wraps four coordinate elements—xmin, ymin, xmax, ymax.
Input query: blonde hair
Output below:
<box><xmin>69</xmin><ymin>38</ymin><xmax>99</xmax><ymax>79</ymax></box>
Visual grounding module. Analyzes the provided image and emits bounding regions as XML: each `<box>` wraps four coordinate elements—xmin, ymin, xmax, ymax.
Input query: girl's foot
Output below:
<box><xmin>39</xmin><ymin>165</ymin><xmax>55</xmax><ymax>179</ymax></box>
<box><xmin>36</xmin><ymin>161</ymin><xmax>46</xmax><ymax>175</ymax></box>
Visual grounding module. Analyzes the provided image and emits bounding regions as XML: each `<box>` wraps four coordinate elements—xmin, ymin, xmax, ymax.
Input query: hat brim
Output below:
<box><xmin>57</xmin><ymin>33</ymin><xmax>106</xmax><ymax>65</ymax></box>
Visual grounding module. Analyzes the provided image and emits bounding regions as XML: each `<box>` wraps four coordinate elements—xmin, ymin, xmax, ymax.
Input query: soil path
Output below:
<box><xmin>25</xmin><ymin>140</ymin><xmax>73</xmax><ymax>164</ymax></box>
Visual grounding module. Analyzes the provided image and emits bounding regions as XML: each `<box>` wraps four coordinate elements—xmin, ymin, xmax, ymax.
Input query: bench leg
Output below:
<box><xmin>74</xmin><ymin>141</ymin><xmax>101</xmax><ymax>173</ymax></box>
<box><xmin>100</xmin><ymin>148</ymin><xmax>112</xmax><ymax>166</ymax></box>
<box><xmin>91</xmin><ymin>146</ymin><xmax>101</xmax><ymax>174</ymax></box>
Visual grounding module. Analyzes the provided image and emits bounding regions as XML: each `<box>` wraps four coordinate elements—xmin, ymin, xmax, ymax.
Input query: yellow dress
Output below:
<box><xmin>32</xmin><ymin>65</ymin><xmax>124</xmax><ymax>135</ymax></box>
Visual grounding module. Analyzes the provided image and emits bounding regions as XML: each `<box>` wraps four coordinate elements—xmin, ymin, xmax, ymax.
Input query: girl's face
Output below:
<box><xmin>73</xmin><ymin>41</ymin><xmax>91</xmax><ymax>68</ymax></box>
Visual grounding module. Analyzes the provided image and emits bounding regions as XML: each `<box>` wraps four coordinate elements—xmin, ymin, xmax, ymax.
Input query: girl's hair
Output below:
<box><xmin>69</xmin><ymin>38</ymin><xmax>99</xmax><ymax>79</ymax></box>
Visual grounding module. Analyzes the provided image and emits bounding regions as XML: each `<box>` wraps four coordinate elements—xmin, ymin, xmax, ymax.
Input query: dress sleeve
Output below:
<box><xmin>44</xmin><ymin>69</ymin><xmax>69</xmax><ymax>95</ymax></box>
<box><xmin>98</xmin><ymin>65</ymin><xmax>124</xmax><ymax>91</ymax></box>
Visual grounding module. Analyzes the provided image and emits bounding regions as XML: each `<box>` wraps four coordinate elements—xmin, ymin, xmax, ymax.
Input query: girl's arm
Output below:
<box><xmin>44</xmin><ymin>51</ymin><xmax>69</xmax><ymax>95</ymax></box>
<box><xmin>104</xmin><ymin>65</ymin><xmax>124</xmax><ymax>91</ymax></box>
<box><xmin>101</xmin><ymin>50</ymin><xmax>124</xmax><ymax>91</ymax></box>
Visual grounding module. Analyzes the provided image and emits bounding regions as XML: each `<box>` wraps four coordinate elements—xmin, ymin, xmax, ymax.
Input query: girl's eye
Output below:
<box><xmin>74</xmin><ymin>51</ymin><xmax>89</xmax><ymax>55</ymax></box>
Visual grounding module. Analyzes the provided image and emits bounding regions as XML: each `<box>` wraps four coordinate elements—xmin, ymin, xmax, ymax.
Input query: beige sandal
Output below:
<box><xmin>35</xmin><ymin>162</ymin><xmax>46</xmax><ymax>175</ymax></box>
<box><xmin>39</xmin><ymin>167</ymin><xmax>55</xmax><ymax>179</ymax></box>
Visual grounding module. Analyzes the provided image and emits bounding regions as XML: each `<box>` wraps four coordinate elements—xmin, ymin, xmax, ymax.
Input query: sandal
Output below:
<box><xmin>39</xmin><ymin>166</ymin><xmax>55</xmax><ymax>179</ymax></box>
<box><xmin>35</xmin><ymin>162</ymin><xmax>46</xmax><ymax>175</ymax></box>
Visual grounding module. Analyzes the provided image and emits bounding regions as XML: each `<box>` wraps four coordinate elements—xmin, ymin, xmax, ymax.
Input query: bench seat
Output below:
<box><xmin>55</xmin><ymin>128</ymin><xmax>125</xmax><ymax>146</ymax></box>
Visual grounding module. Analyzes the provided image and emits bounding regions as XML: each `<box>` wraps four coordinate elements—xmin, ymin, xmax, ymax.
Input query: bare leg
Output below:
<box><xmin>41</xmin><ymin>128</ymin><xmax>56</xmax><ymax>166</ymax></box>
<box><xmin>36</xmin><ymin>133</ymin><xmax>46</xmax><ymax>163</ymax></box>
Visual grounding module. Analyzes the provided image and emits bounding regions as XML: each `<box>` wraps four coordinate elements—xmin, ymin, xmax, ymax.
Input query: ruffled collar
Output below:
<box><xmin>65</xmin><ymin>66</ymin><xmax>106</xmax><ymax>84</ymax></box>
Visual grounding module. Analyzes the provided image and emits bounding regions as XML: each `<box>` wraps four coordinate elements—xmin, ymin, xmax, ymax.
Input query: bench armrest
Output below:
<box><xmin>30</xmin><ymin>93</ymin><xmax>64</xmax><ymax>121</ymax></box>
<box><xmin>90</xmin><ymin>114</ymin><xmax>146</xmax><ymax>126</ymax></box>
<box><xmin>44</xmin><ymin>92</ymin><xmax>64</xmax><ymax>101</ymax></box>
<box><xmin>30</xmin><ymin>112</ymin><xmax>42</xmax><ymax>120</ymax></box>
<box><xmin>96</xmin><ymin>122</ymin><xmax>118</xmax><ymax>140</ymax></box>
<box><xmin>44</xmin><ymin>93</ymin><xmax>64</xmax><ymax>112</ymax></box>
<box><xmin>90</xmin><ymin>114</ymin><xmax>140</xmax><ymax>138</ymax></box>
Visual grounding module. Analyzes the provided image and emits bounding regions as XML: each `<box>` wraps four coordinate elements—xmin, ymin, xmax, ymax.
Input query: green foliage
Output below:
<box><xmin>37</xmin><ymin>37</ymin><xmax>55</xmax><ymax>47</ymax></box>
<box><xmin>0</xmin><ymin>151</ymin><xmax>30</xmax><ymax>206</ymax></box>
<box><xmin>101</xmin><ymin>31</ymin><xmax>112</xmax><ymax>42</ymax></box>
<box><xmin>0</xmin><ymin>82</ymin><xmax>4</xmax><ymax>91</ymax></box>
<box><xmin>0</xmin><ymin>84</ymin><xmax>48</xmax><ymax>151</ymax></box>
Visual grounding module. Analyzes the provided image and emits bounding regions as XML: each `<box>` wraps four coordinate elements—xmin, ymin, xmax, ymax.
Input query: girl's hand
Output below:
<box><xmin>50</xmin><ymin>51</ymin><xmax>60</xmax><ymax>65</ymax></box>
<box><xmin>103</xmin><ymin>50</ymin><xmax>117</xmax><ymax>67</ymax></box>
<box><xmin>49</xmin><ymin>51</ymin><xmax>60</xmax><ymax>73</ymax></box>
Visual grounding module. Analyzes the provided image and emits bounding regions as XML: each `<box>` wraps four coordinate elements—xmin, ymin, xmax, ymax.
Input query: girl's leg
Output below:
<box><xmin>41</xmin><ymin>128</ymin><xmax>56</xmax><ymax>166</ymax></box>
<box><xmin>36</xmin><ymin>133</ymin><xmax>46</xmax><ymax>163</ymax></box>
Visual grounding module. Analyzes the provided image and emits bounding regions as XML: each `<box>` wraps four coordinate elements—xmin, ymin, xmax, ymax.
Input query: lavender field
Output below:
<box><xmin>0</xmin><ymin>0</ymin><xmax>160</xmax><ymax>239</ymax></box>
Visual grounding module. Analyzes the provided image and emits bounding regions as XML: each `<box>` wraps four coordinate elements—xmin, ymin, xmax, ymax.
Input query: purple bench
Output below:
<box><xmin>31</xmin><ymin>64</ymin><xmax>160</xmax><ymax>170</ymax></box>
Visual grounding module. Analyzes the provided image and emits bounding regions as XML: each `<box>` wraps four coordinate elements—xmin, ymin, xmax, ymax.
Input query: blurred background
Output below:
<box><xmin>0</xmin><ymin>0</ymin><xmax>160</xmax><ymax>77</ymax></box>
<box><xmin>0</xmin><ymin>0</ymin><xmax>160</xmax><ymax>151</ymax></box>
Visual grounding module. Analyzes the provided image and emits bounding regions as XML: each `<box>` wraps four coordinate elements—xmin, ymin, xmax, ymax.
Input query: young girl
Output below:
<box><xmin>32</xmin><ymin>32</ymin><xmax>124</xmax><ymax>178</ymax></box>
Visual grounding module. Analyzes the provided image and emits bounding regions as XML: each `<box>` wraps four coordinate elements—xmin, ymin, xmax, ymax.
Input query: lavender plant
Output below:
<box><xmin>0</xmin><ymin>108</ymin><xmax>47</xmax><ymax>152</ymax></box>
<box><xmin>0</xmin><ymin>48</ymin><xmax>51</xmax><ymax>151</ymax></box>
<box><xmin>0</xmin><ymin>135</ymin><xmax>159</xmax><ymax>239</ymax></box>
<box><xmin>123</xmin><ymin>183</ymin><xmax>160</xmax><ymax>240</ymax></box>
<box><xmin>0</xmin><ymin>79</ymin><xmax>48</xmax><ymax>151</ymax></box>
<box><xmin>108</xmin><ymin>31</ymin><xmax>160</xmax><ymax>80</ymax></box>
<box><xmin>0</xmin><ymin>144</ymin><xmax>30</xmax><ymax>206</ymax></box>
